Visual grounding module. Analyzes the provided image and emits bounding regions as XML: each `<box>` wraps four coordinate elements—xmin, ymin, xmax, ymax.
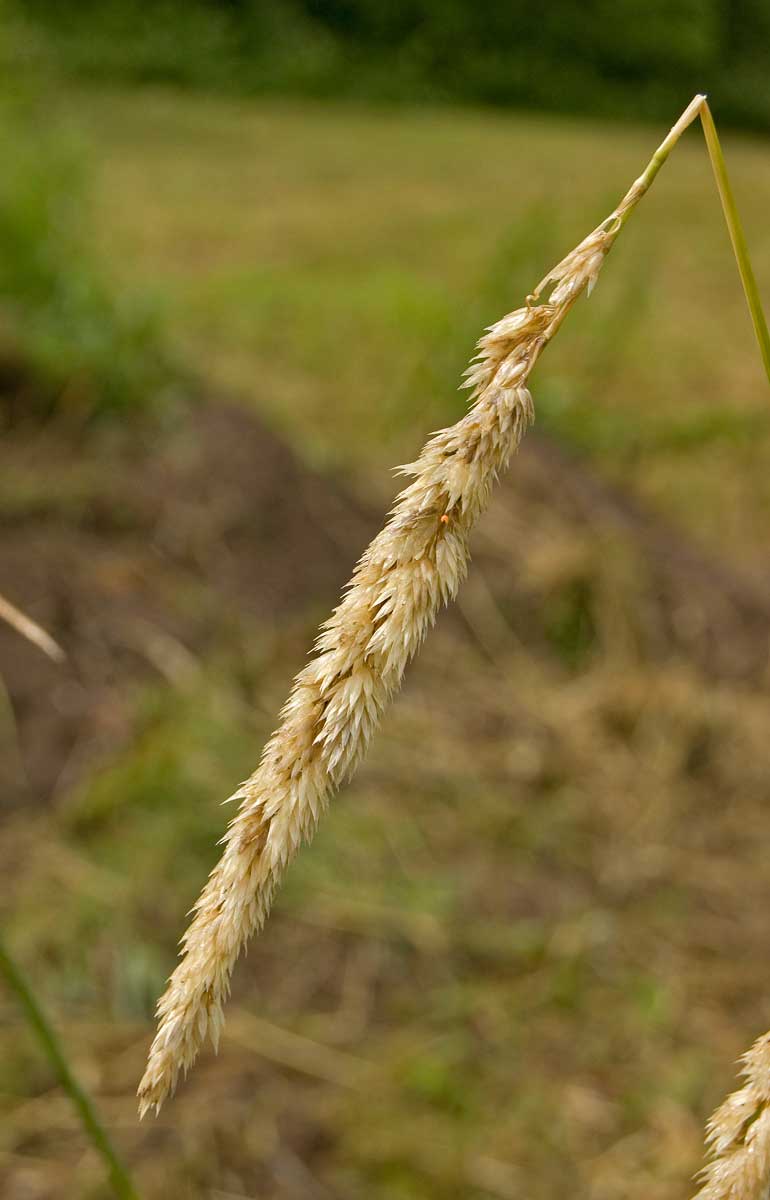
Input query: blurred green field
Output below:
<box><xmin>2</xmin><ymin>87</ymin><xmax>770</xmax><ymax>1200</ymax></box>
<box><xmin>70</xmin><ymin>87</ymin><xmax>770</xmax><ymax>551</ymax></box>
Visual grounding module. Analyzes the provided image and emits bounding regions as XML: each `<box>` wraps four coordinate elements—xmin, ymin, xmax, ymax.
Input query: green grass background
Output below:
<box><xmin>2</xmin><ymin>81</ymin><xmax>770</xmax><ymax>1200</ymax></box>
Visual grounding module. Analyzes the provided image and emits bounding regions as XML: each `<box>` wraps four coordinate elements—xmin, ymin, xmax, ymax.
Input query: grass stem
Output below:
<box><xmin>0</xmin><ymin>935</ymin><xmax>140</xmax><ymax>1200</ymax></box>
<box><xmin>613</xmin><ymin>93</ymin><xmax>706</xmax><ymax>231</ymax></box>
<box><xmin>609</xmin><ymin>94</ymin><xmax>770</xmax><ymax>391</ymax></box>
<box><xmin>699</xmin><ymin>100</ymin><xmax>770</xmax><ymax>388</ymax></box>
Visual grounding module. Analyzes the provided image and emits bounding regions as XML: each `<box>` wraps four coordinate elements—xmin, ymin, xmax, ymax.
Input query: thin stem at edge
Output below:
<box><xmin>699</xmin><ymin>100</ymin><xmax>770</xmax><ymax>387</ymax></box>
<box><xmin>0</xmin><ymin>935</ymin><xmax>140</xmax><ymax>1200</ymax></box>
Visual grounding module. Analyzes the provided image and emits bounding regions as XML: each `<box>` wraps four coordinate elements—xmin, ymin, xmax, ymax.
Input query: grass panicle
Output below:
<box><xmin>693</xmin><ymin>1033</ymin><xmax>770</xmax><ymax>1200</ymax></box>
<box><xmin>138</xmin><ymin>97</ymin><xmax>710</xmax><ymax>1118</ymax></box>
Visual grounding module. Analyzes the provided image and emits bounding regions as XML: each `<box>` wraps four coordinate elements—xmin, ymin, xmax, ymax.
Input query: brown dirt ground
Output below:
<box><xmin>2</xmin><ymin>400</ymin><xmax>768</xmax><ymax>808</ymax></box>
<box><xmin>0</xmin><ymin>401</ymin><xmax>374</xmax><ymax>807</ymax></box>
<box><xmin>3</xmin><ymin>399</ymin><xmax>770</xmax><ymax>1200</ymax></box>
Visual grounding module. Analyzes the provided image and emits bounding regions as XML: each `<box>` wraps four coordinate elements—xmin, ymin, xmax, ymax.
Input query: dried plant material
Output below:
<box><xmin>0</xmin><ymin>591</ymin><xmax>65</xmax><ymax>662</ymax></box>
<box><xmin>693</xmin><ymin>1033</ymin><xmax>770</xmax><ymax>1200</ymax></box>
<box><xmin>139</xmin><ymin>97</ymin><xmax>710</xmax><ymax>1116</ymax></box>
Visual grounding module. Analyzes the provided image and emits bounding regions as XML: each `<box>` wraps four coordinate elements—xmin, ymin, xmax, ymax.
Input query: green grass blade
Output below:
<box><xmin>699</xmin><ymin>101</ymin><xmax>770</xmax><ymax>388</ymax></box>
<box><xmin>0</xmin><ymin>936</ymin><xmax>140</xmax><ymax>1200</ymax></box>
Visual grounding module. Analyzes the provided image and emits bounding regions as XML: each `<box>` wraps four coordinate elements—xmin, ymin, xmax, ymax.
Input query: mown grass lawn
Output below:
<box><xmin>71</xmin><ymin>85</ymin><xmax>770</xmax><ymax>558</ymax></box>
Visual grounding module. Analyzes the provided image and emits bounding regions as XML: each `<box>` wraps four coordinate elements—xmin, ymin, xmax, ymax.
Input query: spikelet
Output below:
<box><xmin>138</xmin><ymin>98</ymin><xmax>704</xmax><ymax>1116</ymax></box>
<box><xmin>692</xmin><ymin>1032</ymin><xmax>770</xmax><ymax>1200</ymax></box>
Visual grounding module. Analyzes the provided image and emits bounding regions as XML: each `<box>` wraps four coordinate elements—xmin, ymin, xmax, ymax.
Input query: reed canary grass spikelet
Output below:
<box><xmin>693</xmin><ymin>1033</ymin><xmax>770</xmax><ymax>1200</ymax></box>
<box><xmin>139</xmin><ymin>97</ymin><xmax>709</xmax><ymax>1117</ymax></box>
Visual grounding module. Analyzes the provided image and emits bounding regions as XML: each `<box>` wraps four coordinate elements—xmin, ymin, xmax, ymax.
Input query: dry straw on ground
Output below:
<box><xmin>139</xmin><ymin>96</ymin><xmax>770</xmax><ymax>1200</ymax></box>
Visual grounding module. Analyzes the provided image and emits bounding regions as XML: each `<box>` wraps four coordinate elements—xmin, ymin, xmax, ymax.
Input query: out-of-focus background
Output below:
<box><xmin>1</xmin><ymin>2</ymin><xmax>770</xmax><ymax>1198</ymax></box>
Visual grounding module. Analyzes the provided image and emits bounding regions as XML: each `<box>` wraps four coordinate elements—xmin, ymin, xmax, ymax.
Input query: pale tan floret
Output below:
<box><xmin>692</xmin><ymin>1033</ymin><xmax>770</xmax><ymax>1200</ymax></box>
<box><xmin>138</xmin><ymin>105</ymin><xmax>703</xmax><ymax>1117</ymax></box>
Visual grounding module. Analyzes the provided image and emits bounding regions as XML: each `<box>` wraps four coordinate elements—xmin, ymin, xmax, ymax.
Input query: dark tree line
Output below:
<box><xmin>17</xmin><ymin>0</ymin><xmax>770</xmax><ymax>128</ymax></box>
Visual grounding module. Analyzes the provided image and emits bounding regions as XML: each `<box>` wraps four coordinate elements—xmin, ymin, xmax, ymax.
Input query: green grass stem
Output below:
<box><xmin>699</xmin><ymin>100</ymin><xmax>770</xmax><ymax>387</ymax></box>
<box><xmin>0</xmin><ymin>935</ymin><xmax>140</xmax><ymax>1200</ymax></box>
<box><xmin>610</xmin><ymin>94</ymin><xmax>769</xmax><ymax>390</ymax></box>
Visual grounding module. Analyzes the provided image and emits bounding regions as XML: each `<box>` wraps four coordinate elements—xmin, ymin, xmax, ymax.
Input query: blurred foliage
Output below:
<box><xmin>2</xmin><ymin>52</ymin><xmax>770</xmax><ymax>1198</ymax></box>
<box><xmin>14</xmin><ymin>0</ymin><xmax>770</xmax><ymax>129</ymax></box>
<box><xmin>0</xmin><ymin>8</ymin><xmax>177</xmax><ymax>421</ymax></box>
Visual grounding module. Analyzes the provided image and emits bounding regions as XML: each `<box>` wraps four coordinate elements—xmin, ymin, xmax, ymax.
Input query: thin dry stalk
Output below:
<box><xmin>0</xmin><ymin>590</ymin><xmax>65</xmax><ymax>662</ymax></box>
<box><xmin>138</xmin><ymin>97</ymin><xmax>706</xmax><ymax>1117</ymax></box>
<box><xmin>693</xmin><ymin>1033</ymin><xmax>770</xmax><ymax>1199</ymax></box>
